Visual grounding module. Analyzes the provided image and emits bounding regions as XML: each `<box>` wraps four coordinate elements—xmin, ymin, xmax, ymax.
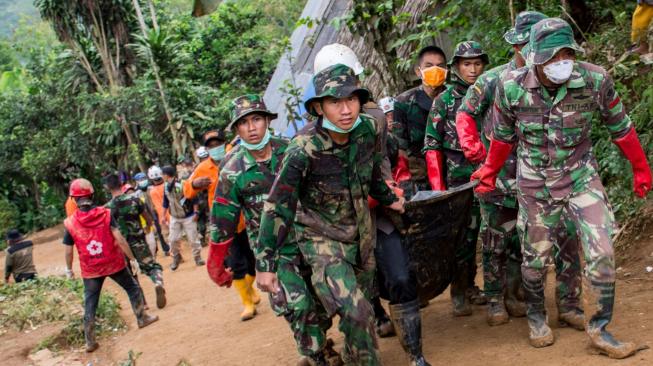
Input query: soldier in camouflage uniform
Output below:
<box><xmin>207</xmin><ymin>95</ymin><xmax>339</xmax><ymax>366</ymax></box>
<box><xmin>259</xmin><ymin>64</ymin><xmax>405</xmax><ymax>365</ymax></box>
<box><xmin>103</xmin><ymin>173</ymin><xmax>166</xmax><ymax>309</ymax></box>
<box><xmin>456</xmin><ymin>11</ymin><xmax>584</xmax><ymax>329</ymax></box>
<box><xmin>423</xmin><ymin>41</ymin><xmax>489</xmax><ymax>317</ymax></box>
<box><xmin>392</xmin><ymin>45</ymin><xmax>448</xmax><ymax>197</ymax></box>
<box><xmin>473</xmin><ymin>18</ymin><xmax>651</xmax><ymax>358</ymax></box>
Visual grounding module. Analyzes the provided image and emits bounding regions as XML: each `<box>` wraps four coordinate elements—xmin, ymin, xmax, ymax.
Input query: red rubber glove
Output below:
<box><xmin>456</xmin><ymin>111</ymin><xmax>487</xmax><ymax>164</ymax></box>
<box><xmin>393</xmin><ymin>155</ymin><xmax>412</xmax><ymax>183</ymax></box>
<box><xmin>613</xmin><ymin>127</ymin><xmax>652</xmax><ymax>198</ymax></box>
<box><xmin>425</xmin><ymin>150</ymin><xmax>446</xmax><ymax>191</ymax></box>
<box><xmin>207</xmin><ymin>238</ymin><xmax>233</xmax><ymax>287</ymax></box>
<box><xmin>470</xmin><ymin>139</ymin><xmax>514</xmax><ymax>194</ymax></box>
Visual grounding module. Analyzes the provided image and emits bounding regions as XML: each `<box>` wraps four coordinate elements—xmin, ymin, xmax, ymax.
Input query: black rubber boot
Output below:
<box><xmin>84</xmin><ymin>318</ymin><xmax>99</xmax><ymax>352</ymax></box>
<box><xmin>504</xmin><ymin>259</ymin><xmax>526</xmax><ymax>317</ymax></box>
<box><xmin>486</xmin><ymin>297</ymin><xmax>509</xmax><ymax>326</ymax></box>
<box><xmin>523</xmin><ymin>275</ymin><xmax>554</xmax><ymax>348</ymax></box>
<box><xmin>450</xmin><ymin>262</ymin><xmax>472</xmax><ymax>317</ymax></box>
<box><xmin>170</xmin><ymin>254</ymin><xmax>182</xmax><ymax>271</ymax></box>
<box><xmin>389</xmin><ymin>299</ymin><xmax>431</xmax><ymax>366</ymax></box>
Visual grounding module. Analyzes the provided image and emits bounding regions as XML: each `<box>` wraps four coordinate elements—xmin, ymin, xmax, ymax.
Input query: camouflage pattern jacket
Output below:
<box><xmin>393</xmin><ymin>85</ymin><xmax>435</xmax><ymax>179</ymax></box>
<box><xmin>458</xmin><ymin>60</ymin><xmax>518</xmax><ymax>208</ymax></box>
<box><xmin>106</xmin><ymin>194</ymin><xmax>147</xmax><ymax>244</ymax></box>
<box><xmin>211</xmin><ymin>136</ymin><xmax>296</xmax><ymax>273</ymax></box>
<box><xmin>424</xmin><ymin>75</ymin><xmax>476</xmax><ymax>187</ymax></box>
<box><xmin>258</xmin><ymin>114</ymin><xmax>398</xmax><ymax>270</ymax></box>
<box><xmin>493</xmin><ymin>61</ymin><xmax>632</xmax><ymax>200</ymax></box>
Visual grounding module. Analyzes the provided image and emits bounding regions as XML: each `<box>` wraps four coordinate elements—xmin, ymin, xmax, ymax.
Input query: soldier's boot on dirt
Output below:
<box><xmin>450</xmin><ymin>262</ymin><xmax>472</xmax><ymax>317</ymax></box>
<box><xmin>245</xmin><ymin>274</ymin><xmax>261</xmax><ymax>305</ymax></box>
<box><xmin>504</xmin><ymin>259</ymin><xmax>527</xmax><ymax>317</ymax></box>
<box><xmin>194</xmin><ymin>255</ymin><xmax>205</xmax><ymax>266</ymax></box>
<box><xmin>486</xmin><ymin>297</ymin><xmax>509</xmax><ymax>326</ymax></box>
<box><xmin>84</xmin><ymin>318</ymin><xmax>99</xmax><ymax>352</ymax></box>
<box><xmin>170</xmin><ymin>254</ymin><xmax>182</xmax><ymax>271</ymax></box>
<box><xmin>558</xmin><ymin>308</ymin><xmax>585</xmax><ymax>331</ymax></box>
<box><xmin>372</xmin><ymin>296</ymin><xmax>396</xmax><ymax>338</ymax></box>
<box><xmin>586</xmin><ymin>280</ymin><xmax>640</xmax><ymax>359</ymax></box>
<box><xmin>524</xmin><ymin>276</ymin><xmax>554</xmax><ymax>347</ymax></box>
<box><xmin>389</xmin><ymin>299</ymin><xmax>431</xmax><ymax>366</ymax></box>
<box><xmin>233</xmin><ymin>278</ymin><xmax>256</xmax><ymax>321</ymax></box>
<box><xmin>137</xmin><ymin>312</ymin><xmax>159</xmax><ymax>329</ymax></box>
<box><xmin>153</xmin><ymin>270</ymin><xmax>167</xmax><ymax>309</ymax></box>
<box><xmin>466</xmin><ymin>259</ymin><xmax>487</xmax><ymax>305</ymax></box>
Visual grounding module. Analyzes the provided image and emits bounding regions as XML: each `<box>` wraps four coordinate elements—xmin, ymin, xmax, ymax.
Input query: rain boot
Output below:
<box><xmin>137</xmin><ymin>311</ymin><xmax>159</xmax><ymax>328</ymax></box>
<box><xmin>245</xmin><ymin>274</ymin><xmax>261</xmax><ymax>305</ymax></box>
<box><xmin>84</xmin><ymin>318</ymin><xmax>99</xmax><ymax>352</ymax></box>
<box><xmin>373</xmin><ymin>296</ymin><xmax>396</xmax><ymax>338</ymax></box>
<box><xmin>450</xmin><ymin>262</ymin><xmax>472</xmax><ymax>317</ymax></box>
<box><xmin>389</xmin><ymin>299</ymin><xmax>431</xmax><ymax>366</ymax></box>
<box><xmin>233</xmin><ymin>278</ymin><xmax>256</xmax><ymax>321</ymax></box>
<box><xmin>524</xmin><ymin>275</ymin><xmax>554</xmax><ymax>348</ymax></box>
<box><xmin>558</xmin><ymin>308</ymin><xmax>584</xmax><ymax>331</ymax></box>
<box><xmin>504</xmin><ymin>259</ymin><xmax>527</xmax><ymax>317</ymax></box>
<box><xmin>170</xmin><ymin>254</ymin><xmax>182</xmax><ymax>271</ymax></box>
<box><xmin>586</xmin><ymin>280</ymin><xmax>639</xmax><ymax>359</ymax></box>
<box><xmin>486</xmin><ymin>296</ymin><xmax>509</xmax><ymax>326</ymax></box>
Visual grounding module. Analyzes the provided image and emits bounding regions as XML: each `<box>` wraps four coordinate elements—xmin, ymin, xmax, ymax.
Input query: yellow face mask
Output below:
<box><xmin>420</xmin><ymin>65</ymin><xmax>447</xmax><ymax>88</ymax></box>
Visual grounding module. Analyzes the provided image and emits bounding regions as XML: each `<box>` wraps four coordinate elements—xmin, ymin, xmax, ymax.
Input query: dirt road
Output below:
<box><xmin>2</xmin><ymin>225</ymin><xmax>652</xmax><ymax>366</ymax></box>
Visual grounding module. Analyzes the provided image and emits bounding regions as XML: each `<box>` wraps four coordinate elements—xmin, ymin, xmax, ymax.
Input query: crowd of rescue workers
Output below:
<box><xmin>4</xmin><ymin>7</ymin><xmax>653</xmax><ymax>366</ymax></box>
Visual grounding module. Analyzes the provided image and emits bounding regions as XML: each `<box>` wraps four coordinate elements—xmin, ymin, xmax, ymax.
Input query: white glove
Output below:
<box><xmin>130</xmin><ymin>259</ymin><xmax>140</xmax><ymax>274</ymax></box>
<box><xmin>65</xmin><ymin>268</ymin><xmax>74</xmax><ymax>279</ymax></box>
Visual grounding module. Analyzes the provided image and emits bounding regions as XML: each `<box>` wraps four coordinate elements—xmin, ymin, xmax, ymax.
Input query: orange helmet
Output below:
<box><xmin>69</xmin><ymin>178</ymin><xmax>94</xmax><ymax>197</ymax></box>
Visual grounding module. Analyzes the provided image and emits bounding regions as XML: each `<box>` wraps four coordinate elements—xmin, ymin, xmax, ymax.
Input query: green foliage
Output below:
<box><xmin>0</xmin><ymin>277</ymin><xmax>125</xmax><ymax>350</ymax></box>
<box><xmin>0</xmin><ymin>196</ymin><xmax>19</xmax><ymax>248</ymax></box>
<box><xmin>119</xmin><ymin>350</ymin><xmax>143</xmax><ymax>366</ymax></box>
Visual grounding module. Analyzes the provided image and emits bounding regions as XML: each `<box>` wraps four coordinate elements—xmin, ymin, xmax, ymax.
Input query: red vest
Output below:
<box><xmin>63</xmin><ymin>207</ymin><xmax>126</xmax><ymax>278</ymax></box>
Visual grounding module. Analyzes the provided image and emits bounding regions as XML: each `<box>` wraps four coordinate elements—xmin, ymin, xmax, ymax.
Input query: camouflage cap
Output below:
<box><xmin>529</xmin><ymin>17</ymin><xmax>584</xmax><ymax>65</ymax></box>
<box><xmin>227</xmin><ymin>94</ymin><xmax>278</xmax><ymax>130</ymax></box>
<box><xmin>448</xmin><ymin>41</ymin><xmax>489</xmax><ymax>66</ymax></box>
<box><xmin>304</xmin><ymin>64</ymin><xmax>370</xmax><ymax>117</ymax></box>
<box><xmin>503</xmin><ymin>11</ymin><xmax>548</xmax><ymax>45</ymax></box>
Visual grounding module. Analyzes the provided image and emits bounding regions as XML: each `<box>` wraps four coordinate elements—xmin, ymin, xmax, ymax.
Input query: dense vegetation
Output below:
<box><xmin>0</xmin><ymin>0</ymin><xmax>651</xmax><ymax>238</ymax></box>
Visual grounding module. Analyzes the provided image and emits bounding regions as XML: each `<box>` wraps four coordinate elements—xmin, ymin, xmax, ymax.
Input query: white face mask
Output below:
<box><xmin>542</xmin><ymin>60</ymin><xmax>574</xmax><ymax>84</ymax></box>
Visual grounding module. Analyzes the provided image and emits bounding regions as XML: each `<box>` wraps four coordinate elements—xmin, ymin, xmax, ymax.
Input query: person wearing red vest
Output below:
<box><xmin>63</xmin><ymin>178</ymin><xmax>159</xmax><ymax>353</ymax></box>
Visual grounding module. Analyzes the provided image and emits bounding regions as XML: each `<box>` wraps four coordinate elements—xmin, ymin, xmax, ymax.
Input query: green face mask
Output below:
<box><xmin>240</xmin><ymin>129</ymin><xmax>271</xmax><ymax>151</ymax></box>
<box><xmin>321</xmin><ymin>116</ymin><xmax>363</xmax><ymax>134</ymax></box>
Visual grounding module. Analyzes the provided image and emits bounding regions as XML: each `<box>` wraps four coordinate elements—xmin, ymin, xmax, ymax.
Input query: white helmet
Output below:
<box><xmin>314</xmin><ymin>43</ymin><xmax>364</xmax><ymax>76</ymax></box>
<box><xmin>379</xmin><ymin>97</ymin><xmax>395</xmax><ymax>113</ymax></box>
<box><xmin>147</xmin><ymin>165</ymin><xmax>163</xmax><ymax>180</ymax></box>
<box><xmin>196</xmin><ymin>146</ymin><xmax>208</xmax><ymax>159</ymax></box>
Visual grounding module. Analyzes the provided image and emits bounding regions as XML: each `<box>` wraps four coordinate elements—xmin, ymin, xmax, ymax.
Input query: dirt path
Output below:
<box><xmin>2</xmin><ymin>225</ymin><xmax>652</xmax><ymax>366</ymax></box>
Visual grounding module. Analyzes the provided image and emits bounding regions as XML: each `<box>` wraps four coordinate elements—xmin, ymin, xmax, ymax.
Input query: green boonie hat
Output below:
<box><xmin>529</xmin><ymin>17</ymin><xmax>584</xmax><ymax>65</ymax></box>
<box><xmin>304</xmin><ymin>64</ymin><xmax>370</xmax><ymax>117</ymax></box>
<box><xmin>227</xmin><ymin>94</ymin><xmax>278</xmax><ymax>130</ymax></box>
<box><xmin>448</xmin><ymin>41</ymin><xmax>489</xmax><ymax>66</ymax></box>
<box><xmin>504</xmin><ymin>11</ymin><xmax>548</xmax><ymax>45</ymax></box>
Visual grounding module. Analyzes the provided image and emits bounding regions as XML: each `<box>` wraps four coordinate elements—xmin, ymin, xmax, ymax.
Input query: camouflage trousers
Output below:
<box><xmin>297</xmin><ymin>229</ymin><xmax>380</xmax><ymax>365</ymax></box>
<box><xmin>130</xmin><ymin>238</ymin><xmax>164</xmax><ymax>286</ymax></box>
<box><xmin>517</xmin><ymin>175</ymin><xmax>616</xmax><ymax>323</ymax></box>
<box><xmin>481</xmin><ymin>201</ymin><xmax>582</xmax><ymax>309</ymax></box>
<box><xmin>268</xmin><ymin>252</ymin><xmax>332</xmax><ymax>357</ymax></box>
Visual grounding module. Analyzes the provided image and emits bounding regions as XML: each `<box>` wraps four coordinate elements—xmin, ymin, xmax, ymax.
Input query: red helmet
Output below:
<box><xmin>69</xmin><ymin>178</ymin><xmax>94</xmax><ymax>197</ymax></box>
<box><xmin>121</xmin><ymin>183</ymin><xmax>135</xmax><ymax>194</ymax></box>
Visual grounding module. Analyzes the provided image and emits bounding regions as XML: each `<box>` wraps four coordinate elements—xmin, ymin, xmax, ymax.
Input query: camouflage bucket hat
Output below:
<box><xmin>503</xmin><ymin>11</ymin><xmax>548</xmax><ymax>45</ymax></box>
<box><xmin>304</xmin><ymin>64</ymin><xmax>370</xmax><ymax>117</ymax></box>
<box><xmin>529</xmin><ymin>17</ymin><xmax>584</xmax><ymax>65</ymax></box>
<box><xmin>448</xmin><ymin>41</ymin><xmax>489</xmax><ymax>66</ymax></box>
<box><xmin>227</xmin><ymin>94</ymin><xmax>278</xmax><ymax>130</ymax></box>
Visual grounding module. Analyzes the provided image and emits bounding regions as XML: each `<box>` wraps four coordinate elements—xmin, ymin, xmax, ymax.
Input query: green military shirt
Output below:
<box><xmin>393</xmin><ymin>85</ymin><xmax>434</xmax><ymax>179</ymax></box>
<box><xmin>493</xmin><ymin>61</ymin><xmax>632</xmax><ymax>199</ymax></box>
<box><xmin>211</xmin><ymin>136</ymin><xmax>296</xmax><ymax>272</ymax></box>
<box><xmin>258</xmin><ymin>114</ymin><xmax>398</xmax><ymax>271</ymax></box>
<box><xmin>423</xmin><ymin>75</ymin><xmax>476</xmax><ymax>187</ymax></box>
<box><xmin>106</xmin><ymin>194</ymin><xmax>147</xmax><ymax>244</ymax></box>
<box><xmin>458</xmin><ymin>60</ymin><xmax>518</xmax><ymax>208</ymax></box>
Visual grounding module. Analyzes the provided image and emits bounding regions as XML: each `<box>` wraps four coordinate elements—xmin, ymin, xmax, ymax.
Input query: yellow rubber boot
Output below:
<box><xmin>233</xmin><ymin>279</ymin><xmax>256</xmax><ymax>321</ymax></box>
<box><xmin>245</xmin><ymin>274</ymin><xmax>261</xmax><ymax>305</ymax></box>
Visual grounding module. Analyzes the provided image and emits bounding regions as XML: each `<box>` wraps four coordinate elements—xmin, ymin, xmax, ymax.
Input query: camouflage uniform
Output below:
<box><xmin>106</xmin><ymin>194</ymin><xmax>163</xmax><ymax>286</ymax></box>
<box><xmin>259</xmin><ymin>64</ymin><xmax>399</xmax><ymax>365</ymax></box>
<box><xmin>423</xmin><ymin>41</ymin><xmax>488</xmax><ymax>312</ymax></box>
<box><xmin>459</xmin><ymin>37</ymin><xmax>582</xmax><ymax>316</ymax></box>
<box><xmin>493</xmin><ymin>18</ymin><xmax>635</xmax><ymax>350</ymax></box>
<box><xmin>212</xmin><ymin>130</ymin><xmax>331</xmax><ymax>358</ymax></box>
